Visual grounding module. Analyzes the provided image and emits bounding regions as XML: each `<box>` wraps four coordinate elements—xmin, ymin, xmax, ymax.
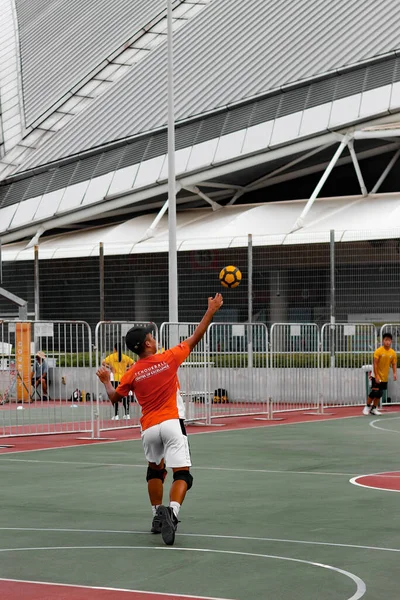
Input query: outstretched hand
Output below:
<box><xmin>96</xmin><ymin>366</ymin><xmax>112</xmax><ymax>384</ymax></box>
<box><xmin>208</xmin><ymin>293</ymin><xmax>223</xmax><ymax>314</ymax></box>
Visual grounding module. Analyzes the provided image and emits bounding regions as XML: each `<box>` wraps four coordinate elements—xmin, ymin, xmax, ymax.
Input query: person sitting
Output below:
<box><xmin>31</xmin><ymin>351</ymin><xmax>49</xmax><ymax>400</ymax></box>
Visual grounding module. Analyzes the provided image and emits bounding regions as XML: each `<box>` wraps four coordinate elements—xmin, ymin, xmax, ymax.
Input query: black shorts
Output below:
<box><xmin>371</xmin><ymin>378</ymin><xmax>388</xmax><ymax>391</ymax></box>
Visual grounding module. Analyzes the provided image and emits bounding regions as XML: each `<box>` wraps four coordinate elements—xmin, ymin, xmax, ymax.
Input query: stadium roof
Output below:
<box><xmin>1</xmin><ymin>0</ymin><xmax>400</xmax><ymax>247</ymax></box>
<box><xmin>3</xmin><ymin>193</ymin><xmax>400</xmax><ymax>261</ymax></box>
<box><xmin>3</xmin><ymin>0</ymin><xmax>400</xmax><ymax>172</ymax></box>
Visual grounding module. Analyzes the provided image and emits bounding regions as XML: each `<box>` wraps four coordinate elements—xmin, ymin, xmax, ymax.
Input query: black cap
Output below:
<box><xmin>125</xmin><ymin>326</ymin><xmax>153</xmax><ymax>354</ymax></box>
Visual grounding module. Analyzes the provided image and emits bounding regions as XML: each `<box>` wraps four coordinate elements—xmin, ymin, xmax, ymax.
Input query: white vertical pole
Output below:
<box><xmin>167</xmin><ymin>0</ymin><xmax>178</xmax><ymax>322</ymax></box>
<box><xmin>34</xmin><ymin>245</ymin><xmax>39</xmax><ymax>320</ymax></box>
<box><xmin>247</xmin><ymin>234</ymin><xmax>253</xmax><ymax>369</ymax></box>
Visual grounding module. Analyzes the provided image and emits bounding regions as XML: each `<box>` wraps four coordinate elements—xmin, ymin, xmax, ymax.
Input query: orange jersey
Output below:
<box><xmin>116</xmin><ymin>342</ymin><xmax>191</xmax><ymax>431</ymax></box>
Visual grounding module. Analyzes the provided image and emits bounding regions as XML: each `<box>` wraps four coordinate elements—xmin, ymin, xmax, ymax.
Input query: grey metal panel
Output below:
<box><xmin>364</xmin><ymin>57</ymin><xmax>398</xmax><ymax>91</ymax></box>
<box><xmin>277</xmin><ymin>87</ymin><xmax>309</xmax><ymax>118</ymax></box>
<box><xmin>175</xmin><ymin>121</ymin><xmax>201</xmax><ymax>151</ymax></box>
<box><xmin>1</xmin><ymin>178</ymin><xmax>31</xmax><ymax>208</ymax></box>
<box><xmin>118</xmin><ymin>139</ymin><xmax>149</xmax><ymax>169</ymax></box>
<box><xmin>15</xmin><ymin>0</ymin><xmax>167</xmax><ymax>125</ymax></box>
<box><xmin>0</xmin><ymin>186</ymin><xmax>11</xmax><ymax>208</ymax></box>
<box><xmin>93</xmin><ymin>148</ymin><xmax>126</xmax><ymax>178</ymax></box>
<box><xmin>195</xmin><ymin>112</ymin><xmax>228</xmax><ymax>144</ymax></box>
<box><xmin>18</xmin><ymin>0</ymin><xmax>400</xmax><ymax>168</ymax></box>
<box><xmin>46</xmin><ymin>162</ymin><xmax>79</xmax><ymax>193</ymax></box>
<box><xmin>305</xmin><ymin>78</ymin><xmax>337</xmax><ymax>109</ymax></box>
<box><xmin>394</xmin><ymin>60</ymin><xmax>400</xmax><ymax>82</ymax></box>
<box><xmin>222</xmin><ymin>104</ymin><xmax>253</xmax><ymax>136</ymax></box>
<box><xmin>69</xmin><ymin>155</ymin><xmax>102</xmax><ymax>186</ymax></box>
<box><xmin>142</xmin><ymin>133</ymin><xmax>168</xmax><ymax>161</ymax></box>
<box><xmin>22</xmin><ymin>171</ymin><xmax>55</xmax><ymax>200</ymax></box>
<box><xmin>334</xmin><ymin>70</ymin><xmax>366</xmax><ymax>101</ymax></box>
<box><xmin>250</xmin><ymin>95</ymin><xmax>281</xmax><ymax>126</ymax></box>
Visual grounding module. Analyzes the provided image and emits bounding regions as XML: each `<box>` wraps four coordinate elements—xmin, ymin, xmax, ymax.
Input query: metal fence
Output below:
<box><xmin>94</xmin><ymin>321</ymin><xmax>158</xmax><ymax>436</ymax></box>
<box><xmin>321</xmin><ymin>323</ymin><xmax>377</xmax><ymax>408</ymax></box>
<box><xmin>2</xmin><ymin>319</ymin><xmax>397</xmax><ymax>439</ymax></box>
<box><xmin>270</xmin><ymin>323</ymin><xmax>320</xmax><ymax>414</ymax></box>
<box><xmin>160</xmin><ymin>322</ymin><xmax>209</xmax><ymax>425</ymax></box>
<box><xmin>207</xmin><ymin>322</ymin><xmax>269</xmax><ymax>423</ymax></box>
<box><xmin>0</xmin><ymin>320</ymin><xmax>93</xmax><ymax>437</ymax></box>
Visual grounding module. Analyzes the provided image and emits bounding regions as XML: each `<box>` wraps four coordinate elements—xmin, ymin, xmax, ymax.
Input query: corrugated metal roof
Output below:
<box><xmin>18</xmin><ymin>0</ymin><xmax>400</xmax><ymax>169</ymax></box>
<box><xmin>15</xmin><ymin>0</ymin><xmax>166</xmax><ymax>125</ymax></box>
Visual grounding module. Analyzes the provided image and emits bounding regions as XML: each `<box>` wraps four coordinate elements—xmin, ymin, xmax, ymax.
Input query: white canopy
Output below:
<box><xmin>3</xmin><ymin>193</ymin><xmax>400</xmax><ymax>261</ymax></box>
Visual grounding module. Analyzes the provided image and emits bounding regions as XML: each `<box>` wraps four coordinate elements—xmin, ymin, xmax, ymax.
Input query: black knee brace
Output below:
<box><xmin>146</xmin><ymin>466</ymin><xmax>167</xmax><ymax>483</ymax></box>
<box><xmin>173</xmin><ymin>470</ymin><xmax>193</xmax><ymax>490</ymax></box>
<box><xmin>369</xmin><ymin>388</ymin><xmax>383</xmax><ymax>399</ymax></box>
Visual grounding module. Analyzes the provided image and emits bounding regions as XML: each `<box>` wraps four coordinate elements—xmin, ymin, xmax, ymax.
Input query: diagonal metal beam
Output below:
<box><xmin>198</xmin><ymin>181</ymin><xmax>244</xmax><ymax>191</ymax></box>
<box><xmin>182</xmin><ymin>185</ymin><xmax>223</xmax><ymax>211</ymax></box>
<box><xmin>245</xmin><ymin>141</ymin><xmax>400</xmax><ymax>191</ymax></box>
<box><xmin>0</xmin><ymin>286</ymin><xmax>27</xmax><ymax>307</ymax></box>
<box><xmin>290</xmin><ymin>134</ymin><xmax>351</xmax><ymax>232</ymax></box>
<box><xmin>347</xmin><ymin>139</ymin><xmax>367</xmax><ymax>196</ymax></box>
<box><xmin>227</xmin><ymin>142</ymin><xmax>336</xmax><ymax>205</ymax></box>
<box><xmin>244</xmin><ymin>142</ymin><xmax>336</xmax><ymax>193</ymax></box>
<box><xmin>370</xmin><ymin>148</ymin><xmax>400</xmax><ymax>194</ymax></box>
<box><xmin>139</xmin><ymin>199</ymin><xmax>170</xmax><ymax>242</ymax></box>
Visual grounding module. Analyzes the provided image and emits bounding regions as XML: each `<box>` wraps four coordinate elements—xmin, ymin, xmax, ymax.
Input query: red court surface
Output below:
<box><xmin>0</xmin><ymin>580</ymin><xmax>220</xmax><ymax>600</ymax></box>
<box><xmin>351</xmin><ymin>472</ymin><xmax>400</xmax><ymax>492</ymax></box>
<box><xmin>1</xmin><ymin>405</ymin><xmax>400</xmax><ymax>454</ymax></box>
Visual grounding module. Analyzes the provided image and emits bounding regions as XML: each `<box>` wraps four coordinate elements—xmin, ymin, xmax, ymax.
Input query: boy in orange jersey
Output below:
<box><xmin>363</xmin><ymin>332</ymin><xmax>397</xmax><ymax>416</ymax></box>
<box><xmin>96</xmin><ymin>293</ymin><xmax>223</xmax><ymax>545</ymax></box>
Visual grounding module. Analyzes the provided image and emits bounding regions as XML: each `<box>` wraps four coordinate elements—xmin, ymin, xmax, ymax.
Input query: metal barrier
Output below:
<box><xmin>270</xmin><ymin>323</ymin><xmax>320</xmax><ymax>415</ymax></box>
<box><xmin>321</xmin><ymin>323</ymin><xmax>377</xmax><ymax>407</ymax></box>
<box><xmin>160</xmin><ymin>323</ymin><xmax>210</xmax><ymax>425</ymax></box>
<box><xmin>94</xmin><ymin>321</ymin><xmax>158</xmax><ymax>436</ymax></box>
<box><xmin>1</xmin><ymin>317</ymin><xmax>389</xmax><ymax>439</ymax></box>
<box><xmin>207</xmin><ymin>322</ymin><xmax>269</xmax><ymax>422</ymax></box>
<box><xmin>0</xmin><ymin>320</ymin><xmax>94</xmax><ymax>437</ymax></box>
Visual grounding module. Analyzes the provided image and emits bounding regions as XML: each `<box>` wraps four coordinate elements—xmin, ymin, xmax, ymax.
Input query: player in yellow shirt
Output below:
<box><xmin>103</xmin><ymin>343</ymin><xmax>134</xmax><ymax>420</ymax></box>
<box><xmin>363</xmin><ymin>332</ymin><xmax>397</xmax><ymax>416</ymax></box>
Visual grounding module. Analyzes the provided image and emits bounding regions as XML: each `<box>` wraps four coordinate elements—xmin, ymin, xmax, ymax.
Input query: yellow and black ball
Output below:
<box><xmin>219</xmin><ymin>265</ymin><xmax>242</xmax><ymax>289</ymax></box>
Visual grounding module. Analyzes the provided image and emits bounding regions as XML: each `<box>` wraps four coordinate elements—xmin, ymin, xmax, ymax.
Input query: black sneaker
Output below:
<box><xmin>156</xmin><ymin>505</ymin><xmax>179</xmax><ymax>546</ymax></box>
<box><xmin>151</xmin><ymin>514</ymin><xmax>162</xmax><ymax>534</ymax></box>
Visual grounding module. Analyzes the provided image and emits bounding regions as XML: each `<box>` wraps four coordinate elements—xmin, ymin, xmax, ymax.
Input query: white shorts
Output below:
<box><xmin>141</xmin><ymin>419</ymin><xmax>191</xmax><ymax>468</ymax></box>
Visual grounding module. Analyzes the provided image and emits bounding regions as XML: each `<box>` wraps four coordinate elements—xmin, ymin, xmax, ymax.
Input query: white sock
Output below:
<box><xmin>169</xmin><ymin>501</ymin><xmax>181</xmax><ymax>518</ymax></box>
<box><xmin>152</xmin><ymin>505</ymin><xmax>160</xmax><ymax>517</ymax></box>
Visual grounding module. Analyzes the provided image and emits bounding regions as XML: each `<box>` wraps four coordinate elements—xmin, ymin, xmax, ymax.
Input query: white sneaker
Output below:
<box><xmin>111</xmin><ymin>415</ymin><xmax>119</xmax><ymax>421</ymax></box>
<box><xmin>370</xmin><ymin>408</ymin><xmax>382</xmax><ymax>416</ymax></box>
<box><xmin>362</xmin><ymin>406</ymin><xmax>370</xmax><ymax>415</ymax></box>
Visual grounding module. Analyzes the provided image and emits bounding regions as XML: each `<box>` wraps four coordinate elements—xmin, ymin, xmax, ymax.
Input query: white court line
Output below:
<box><xmin>0</xmin><ymin>577</ymin><xmax>232</xmax><ymax>600</ymax></box>
<box><xmin>0</xmin><ymin>412</ymin><xmax>391</xmax><ymax>457</ymax></box>
<box><xmin>350</xmin><ymin>472</ymin><xmax>400</xmax><ymax>494</ymax></box>
<box><xmin>0</xmin><ymin>457</ymin><xmax>358</xmax><ymax>477</ymax></box>
<box><xmin>0</xmin><ymin>527</ymin><xmax>398</xmax><ymax>554</ymax></box>
<box><xmin>369</xmin><ymin>416</ymin><xmax>400</xmax><ymax>433</ymax></box>
<box><xmin>0</xmin><ymin>546</ymin><xmax>366</xmax><ymax>600</ymax></box>
<box><xmin>4</xmin><ymin>456</ymin><xmax>400</xmax><ymax>478</ymax></box>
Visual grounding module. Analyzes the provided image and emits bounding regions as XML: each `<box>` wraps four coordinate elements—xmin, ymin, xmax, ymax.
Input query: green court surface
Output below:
<box><xmin>0</xmin><ymin>402</ymin><xmax>142</xmax><ymax>431</ymax></box>
<box><xmin>0</xmin><ymin>413</ymin><xmax>400</xmax><ymax>599</ymax></box>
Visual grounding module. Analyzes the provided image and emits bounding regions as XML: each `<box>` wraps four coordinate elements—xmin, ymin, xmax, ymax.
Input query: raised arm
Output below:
<box><xmin>96</xmin><ymin>366</ymin><xmax>123</xmax><ymax>404</ymax></box>
<box><xmin>184</xmin><ymin>293</ymin><xmax>223</xmax><ymax>351</ymax></box>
